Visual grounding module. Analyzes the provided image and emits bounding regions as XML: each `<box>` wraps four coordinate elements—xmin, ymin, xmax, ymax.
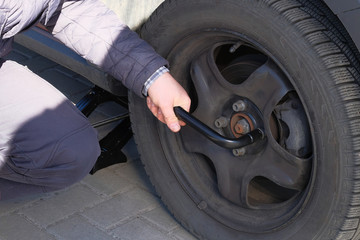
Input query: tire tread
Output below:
<box><xmin>136</xmin><ymin>0</ymin><xmax>360</xmax><ymax>239</ymax></box>
<box><xmin>261</xmin><ymin>0</ymin><xmax>360</xmax><ymax>238</ymax></box>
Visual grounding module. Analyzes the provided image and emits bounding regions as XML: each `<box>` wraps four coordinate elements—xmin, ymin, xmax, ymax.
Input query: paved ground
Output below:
<box><xmin>0</xmin><ymin>43</ymin><xmax>197</xmax><ymax>240</ymax></box>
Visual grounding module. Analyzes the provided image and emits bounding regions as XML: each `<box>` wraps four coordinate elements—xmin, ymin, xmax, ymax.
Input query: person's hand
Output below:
<box><xmin>147</xmin><ymin>72</ymin><xmax>191</xmax><ymax>132</ymax></box>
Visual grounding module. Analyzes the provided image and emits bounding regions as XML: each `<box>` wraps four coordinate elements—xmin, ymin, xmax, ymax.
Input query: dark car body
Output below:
<box><xmin>324</xmin><ymin>0</ymin><xmax>360</xmax><ymax>50</ymax></box>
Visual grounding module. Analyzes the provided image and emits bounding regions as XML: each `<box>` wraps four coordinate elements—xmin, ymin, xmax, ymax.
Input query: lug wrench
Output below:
<box><xmin>174</xmin><ymin>107</ymin><xmax>265</xmax><ymax>149</ymax></box>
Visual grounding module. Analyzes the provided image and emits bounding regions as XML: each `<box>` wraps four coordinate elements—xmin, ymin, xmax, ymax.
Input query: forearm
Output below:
<box><xmin>44</xmin><ymin>0</ymin><xmax>168</xmax><ymax>96</ymax></box>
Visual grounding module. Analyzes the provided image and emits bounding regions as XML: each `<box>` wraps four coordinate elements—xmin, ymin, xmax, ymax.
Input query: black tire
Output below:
<box><xmin>129</xmin><ymin>0</ymin><xmax>360</xmax><ymax>239</ymax></box>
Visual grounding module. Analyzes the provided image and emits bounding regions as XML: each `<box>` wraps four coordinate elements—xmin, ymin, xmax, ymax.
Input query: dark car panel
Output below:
<box><xmin>323</xmin><ymin>0</ymin><xmax>360</xmax><ymax>50</ymax></box>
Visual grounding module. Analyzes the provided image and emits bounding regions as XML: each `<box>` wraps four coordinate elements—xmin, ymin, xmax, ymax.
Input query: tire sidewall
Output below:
<box><xmin>131</xmin><ymin>0</ymin><xmax>352</xmax><ymax>239</ymax></box>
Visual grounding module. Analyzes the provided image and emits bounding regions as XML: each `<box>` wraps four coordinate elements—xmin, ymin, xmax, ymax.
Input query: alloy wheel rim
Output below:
<box><xmin>158</xmin><ymin>30</ymin><xmax>314</xmax><ymax>232</ymax></box>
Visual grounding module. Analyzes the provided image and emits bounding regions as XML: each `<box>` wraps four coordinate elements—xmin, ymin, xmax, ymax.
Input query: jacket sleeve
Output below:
<box><xmin>0</xmin><ymin>0</ymin><xmax>60</xmax><ymax>57</ymax></box>
<box><xmin>44</xmin><ymin>0</ymin><xmax>168</xmax><ymax>97</ymax></box>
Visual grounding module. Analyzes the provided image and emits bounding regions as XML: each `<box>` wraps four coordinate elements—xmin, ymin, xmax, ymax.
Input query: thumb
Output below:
<box><xmin>161</xmin><ymin>106</ymin><xmax>181</xmax><ymax>132</ymax></box>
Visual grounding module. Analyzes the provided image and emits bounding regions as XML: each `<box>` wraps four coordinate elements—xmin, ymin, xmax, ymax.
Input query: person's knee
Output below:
<box><xmin>46</xmin><ymin>125</ymin><xmax>100</xmax><ymax>189</ymax></box>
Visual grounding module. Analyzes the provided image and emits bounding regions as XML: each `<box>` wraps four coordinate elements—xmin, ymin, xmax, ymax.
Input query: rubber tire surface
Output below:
<box><xmin>129</xmin><ymin>0</ymin><xmax>360</xmax><ymax>239</ymax></box>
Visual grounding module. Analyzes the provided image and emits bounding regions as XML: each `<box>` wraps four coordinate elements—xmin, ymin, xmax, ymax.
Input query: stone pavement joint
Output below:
<box><xmin>0</xmin><ymin>43</ymin><xmax>198</xmax><ymax>240</ymax></box>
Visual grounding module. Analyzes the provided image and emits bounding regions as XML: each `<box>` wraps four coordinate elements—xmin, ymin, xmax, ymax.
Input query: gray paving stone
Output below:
<box><xmin>81</xmin><ymin>188</ymin><xmax>160</xmax><ymax>229</ymax></box>
<box><xmin>114</xmin><ymin>158</ymin><xmax>156</xmax><ymax>194</ymax></box>
<box><xmin>141</xmin><ymin>206</ymin><xmax>179</xmax><ymax>233</ymax></box>
<box><xmin>172</xmin><ymin>227</ymin><xmax>199</xmax><ymax>240</ymax></box>
<box><xmin>0</xmin><ymin>214</ymin><xmax>56</xmax><ymax>240</ymax></box>
<box><xmin>20</xmin><ymin>184</ymin><xmax>103</xmax><ymax>227</ymax></box>
<box><xmin>81</xmin><ymin>166</ymin><xmax>135</xmax><ymax>196</ymax></box>
<box><xmin>0</xmin><ymin>198</ymin><xmax>38</xmax><ymax>217</ymax></box>
<box><xmin>47</xmin><ymin>214</ymin><xmax>114</xmax><ymax>240</ymax></box>
<box><xmin>121</xmin><ymin>138</ymin><xmax>140</xmax><ymax>163</ymax></box>
<box><xmin>111</xmin><ymin>218</ymin><xmax>173</xmax><ymax>240</ymax></box>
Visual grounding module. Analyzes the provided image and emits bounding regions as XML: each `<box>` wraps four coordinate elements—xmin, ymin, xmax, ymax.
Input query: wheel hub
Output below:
<box><xmin>230</xmin><ymin>112</ymin><xmax>254</xmax><ymax>137</ymax></box>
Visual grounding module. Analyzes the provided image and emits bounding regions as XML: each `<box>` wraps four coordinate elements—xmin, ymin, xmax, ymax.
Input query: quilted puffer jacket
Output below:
<box><xmin>0</xmin><ymin>0</ymin><xmax>168</xmax><ymax>97</ymax></box>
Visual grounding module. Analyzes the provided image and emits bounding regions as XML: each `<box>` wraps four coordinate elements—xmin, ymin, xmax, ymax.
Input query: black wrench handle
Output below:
<box><xmin>174</xmin><ymin>107</ymin><xmax>265</xmax><ymax>149</ymax></box>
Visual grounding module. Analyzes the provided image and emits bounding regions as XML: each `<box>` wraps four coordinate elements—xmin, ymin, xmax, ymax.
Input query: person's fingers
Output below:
<box><xmin>147</xmin><ymin>97</ymin><xmax>159</xmax><ymax>120</ymax></box>
<box><xmin>146</xmin><ymin>72</ymin><xmax>192</xmax><ymax>132</ymax></box>
<box><xmin>146</xmin><ymin>97</ymin><xmax>155</xmax><ymax>115</ymax></box>
<box><xmin>147</xmin><ymin>97</ymin><xmax>167</xmax><ymax>124</ymax></box>
<box><xmin>179</xmin><ymin>120</ymin><xmax>186</xmax><ymax>126</ymax></box>
<box><xmin>180</xmin><ymin>96</ymin><xmax>192</xmax><ymax>113</ymax></box>
<box><xmin>161</xmin><ymin>105</ymin><xmax>181</xmax><ymax>132</ymax></box>
<box><xmin>146</xmin><ymin>97</ymin><xmax>152</xmax><ymax>111</ymax></box>
<box><xmin>156</xmin><ymin>108</ymin><xmax>166</xmax><ymax>123</ymax></box>
<box><xmin>177</xmin><ymin>97</ymin><xmax>191</xmax><ymax>127</ymax></box>
<box><xmin>147</xmin><ymin>97</ymin><xmax>190</xmax><ymax>131</ymax></box>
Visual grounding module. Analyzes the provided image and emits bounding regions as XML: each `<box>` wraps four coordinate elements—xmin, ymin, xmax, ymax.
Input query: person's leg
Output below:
<box><xmin>0</xmin><ymin>60</ymin><xmax>100</xmax><ymax>201</ymax></box>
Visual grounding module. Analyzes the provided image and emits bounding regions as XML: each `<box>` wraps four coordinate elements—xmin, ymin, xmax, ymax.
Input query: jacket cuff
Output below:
<box><xmin>141</xmin><ymin>66</ymin><xmax>169</xmax><ymax>97</ymax></box>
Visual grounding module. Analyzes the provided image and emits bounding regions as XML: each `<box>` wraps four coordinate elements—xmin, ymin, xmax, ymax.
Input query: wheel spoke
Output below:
<box><xmin>216</xmin><ymin>161</ymin><xmax>247</xmax><ymax>206</ymax></box>
<box><xmin>250</xmin><ymin>143</ymin><xmax>311</xmax><ymax>191</ymax></box>
<box><xmin>190</xmin><ymin>50</ymin><xmax>232</xmax><ymax>124</ymax></box>
<box><xmin>236</xmin><ymin>59</ymin><xmax>294</xmax><ymax>117</ymax></box>
<box><xmin>179</xmin><ymin>125</ymin><xmax>251</xmax><ymax>206</ymax></box>
<box><xmin>179</xmin><ymin>124</ymin><xmax>234</xmax><ymax>160</ymax></box>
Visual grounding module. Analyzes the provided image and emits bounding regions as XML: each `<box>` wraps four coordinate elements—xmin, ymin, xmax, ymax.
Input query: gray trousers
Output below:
<box><xmin>0</xmin><ymin>60</ymin><xmax>101</xmax><ymax>201</ymax></box>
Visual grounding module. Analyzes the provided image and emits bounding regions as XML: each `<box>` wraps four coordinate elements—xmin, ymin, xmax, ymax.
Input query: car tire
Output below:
<box><xmin>129</xmin><ymin>0</ymin><xmax>360</xmax><ymax>239</ymax></box>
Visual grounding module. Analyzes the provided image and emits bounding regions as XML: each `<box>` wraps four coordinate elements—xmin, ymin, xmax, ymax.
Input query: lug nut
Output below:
<box><xmin>215</xmin><ymin>116</ymin><xmax>228</xmax><ymax>128</ymax></box>
<box><xmin>233</xmin><ymin>148</ymin><xmax>246</xmax><ymax>157</ymax></box>
<box><xmin>235</xmin><ymin>119</ymin><xmax>250</xmax><ymax>134</ymax></box>
<box><xmin>232</xmin><ymin>100</ymin><xmax>246</xmax><ymax>112</ymax></box>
